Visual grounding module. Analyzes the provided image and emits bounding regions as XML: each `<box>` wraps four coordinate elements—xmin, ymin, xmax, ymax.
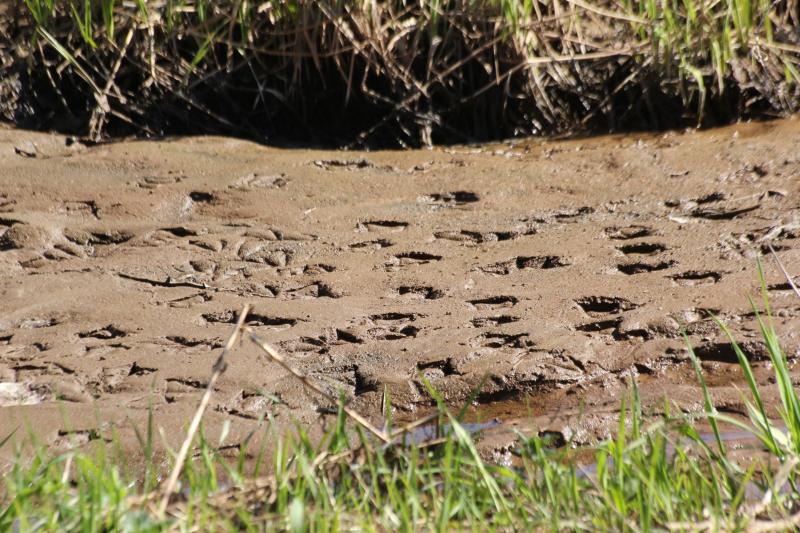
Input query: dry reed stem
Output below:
<box><xmin>157</xmin><ymin>303</ymin><xmax>251</xmax><ymax>518</ymax></box>
<box><xmin>748</xmin><ymin>509</ymin><xmax>800</xmax><ymax>533</ymax></box>
<box><xmin>247</xmin><ymin>328</ymin><xmax>391</xmax><ymax>444</ymax></box>
<box><xmin>769</xmin><ymin>245</ymin><xmax>800</xmax><ymax>300</ymax></box>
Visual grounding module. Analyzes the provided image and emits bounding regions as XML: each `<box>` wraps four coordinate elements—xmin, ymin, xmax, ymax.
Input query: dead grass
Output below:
<box><xmin>1</xmin><ymin>1</ymin><xmax>798</xmax><ymax>145</ymax></box>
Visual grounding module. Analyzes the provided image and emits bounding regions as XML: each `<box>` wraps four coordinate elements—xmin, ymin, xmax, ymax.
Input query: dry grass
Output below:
<box><xmin>2</xmin><ymin>1</ymin><xmax>798</xmax><ymax>145</ymax></box>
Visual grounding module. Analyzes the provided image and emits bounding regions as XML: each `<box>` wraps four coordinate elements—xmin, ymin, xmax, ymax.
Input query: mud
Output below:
<box><xmin>1</xmin><ymin>118</ymin><xmax>799</xmax><ymax>463</ymax></box>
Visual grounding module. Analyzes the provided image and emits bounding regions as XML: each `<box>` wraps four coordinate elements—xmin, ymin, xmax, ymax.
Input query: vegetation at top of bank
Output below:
<box><xmin>0</xmin><ymin>1</ymin><xmax>798</xmax><ymax>146</ymax></box>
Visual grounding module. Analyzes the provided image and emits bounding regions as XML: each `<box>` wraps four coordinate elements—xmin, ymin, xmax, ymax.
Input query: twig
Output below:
<box><xmin>247</xmin><ymin>328</ymin><xmax>390</xmax><ymax>444</ymax></box>
<box><xmin>748</xmin><ymin>509</ymin><xmax>800</xmax><ymax>533</ymax></box>
<box><xmin>565</xmin><ymin>0</ymin><xmax>646</xmax><ymax>24</ymax></box>
<box><xmin>768</xmin><ymin>244</ymin><xmax>800</xmax><ymax>300</ymax></box>
<box><xmin>118</xmin><ymin>272</ymin><xmax>213</xmax><ymax>289</ymax></box>
<box><xmin>117</xmin><ymin>272</ymin><xmax>268</xmax><ymax>297</ymax></box>
<box><xmin>90</xmin><ymin>26</ymin><xmax>136</xmax><ymax>139</ymax></box>
<box><xmin>157</xmin><ymin>304</ymin><xmax>251</xmax><ymax>518</ymax></box>
<box><xmin>390</xmin><ymin>412</ymin><xmax>440</xmax><ymax>439</ymax></box>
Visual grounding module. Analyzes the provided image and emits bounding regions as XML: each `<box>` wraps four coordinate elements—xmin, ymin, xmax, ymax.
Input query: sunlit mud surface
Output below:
<box><xmin>1</xmin><ymin>118</ymin><xmax>799</xmax><ymax>463</ymax></box>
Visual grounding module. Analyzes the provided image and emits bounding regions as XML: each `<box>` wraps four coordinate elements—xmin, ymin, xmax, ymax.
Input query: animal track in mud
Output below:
<box><xmin>394</xmin><ymin>285</ymin><xmax>443</xmax><ymax>300</ymax></box>
<box><xmin>613</xmin><ymin>314</ymin><xmax>682</xmax><ymax>341</ymax></box>
<box><xmin>617</xmin><ymin>243</ymin><xmax>667</xmax><ymax>255</ymax></box>
<box><xmin>282</xmin><ymin>281</ymin><xmax>342</xmax><ymax>299</ymax></box>
<box><xmin>230</xmin><ymin>173</ymin><xmax>288</xmax><ymax>190</ymax></box>
<box><xmin>283</xmin><ymin>327</ymin><xmax>365</xmax><ymax>353</ymax></box>
<box><xmin>737</xmin><ymin>224</ymin><xmax>799</xmax><ymax>244</ymax></box>
<box><xmin>161</xmin><ymin>226</ymin><xmax>205</xmax><ymax>238</ymax></box>
<box><xmin>59</xmin><ymin>200</ymin><xmax>100</xmax><ymax>218</ymax></box>
<box><xmin>470</xmin><ymin>332</ymin><xmax>530</xmax><ymax>349</ymax></box>
<box><xmin>18</xmin><ymin>317</ymin><xmax>59</xmax><ymax>329</ymax></box>
<box><xmin>419</xmin><ymin>191</ymin><xmax>480</xmax><ymax>206</ymax></box>
<box><xmin>334</xmin><ymin>329</ymin><xmax>363</xmax><ymax>344</ymax></box>
<box><xmin>52</xmin><ymin>428</ymin><xmax>109</xmax><ymax>448</ymax></box>
<box><xmin>691</xmin><ymin>204</ymin><xmax>759</xmax><ymax>220</ymax></box>
<box><xmin>313</xmin><ymin>158</ymin><xmax>373</xmax><ymax>170</ymax></box>
<box><xmin>617</xmin><ymin>260</ymin><xmax>676</xmax><ymax>275</ymax></box>
<box><xmin>768</xmin><ymin>277</ymin><xmax>800</xmax><ymax>292</ymax></box>
<box><xmin>526</xmin><ymin>206</ymin><xmax>594</xmax><ymax>224</ymax></box>
<box><xmin>243</xmin><ymin>228</ymin><xmax>316</xmax><ymax>242</ymax></box>
<box><xmin>167</xmin><ymin>336</ymin><xmax>222</xmax><ymax>349</ymax></box>
<box><xmin>78</xmin><ymin>325</ymin><xmax>127</xmax><ymax>339</ymax></box>
<box><xmin>246</xmin><ymin>315</ymin><xmax>298</xmax><ymax>328</ymax></box>
<box><xmin>575</xmin><ymin>317</ymin><xmax>622</xmax><ymax>332</ymax></box>
<box><xmin>574</xmin><ymin>296</ymin><xmax>638</xmax><ymax>316</ymax></box>
<box><xmin>303</xmin><ymin>263</ymin><xmax>337</xmax><ymax>274</ymax></box>
<box><xmin>468</xmin><ymin>296</ymin><xmax>518</xmax><ymax>310</ymax></box>
<box><xmin>434</xmin><ymin>230</ymin><xmax>518</xmax><ymax>244</ymax></box>
<box><xmin>678</xmin><ymin>308</ymin><xmax>721</xmax><ymax>336</ymax></box>
<box><xmin>166</xmin><ymin>377</ymin><xmax>207</xmax><ymax>390</ymax></box>
<box><xmin>357</xmin><ymin>220</ymin><xmax>409</xmax><ymax>232</ymax></box>
<box><xmin>1</xmin><ymin>225</ymin><xmax>50</xmax><ymax>251</ymax></box>
<box><xmin>353</xmin><ymin>367</ymin><xmax>380</xmax><ymax>395</ymax></box>
<box><xmin>129</xmin><ymin>362</ymin><xmax>157</xmax><ymax>376</ymax></box>
<box><xmin>471</xmin><ymin>315</ymin><xmax>520</xmax><ymax>327</ymax></box>
<box><xmin>695</xmin><ymin>191</ymin><xmax>727</xmax><ymax>204</ymax></box>
<box><xmin>664</xmin><ymin>191</ymin><xmax>730</xmax><ymax>209</ymax></box>
<box><xmin>64</xmin><ymin>228</ymin><xmax>134</xmax><ymax>246</ymax></box>
<box><xmin>188</xmin><ymin>191</ymin><xmax>216</xmax><ymax>203</ymax></box>
<box><xmin>0</xmin><ymin>217</ymin><xmax>23</xmax><ymax>228</ymax></box>
<box><xmin>137</xmin><ymin>175</ymin><xmax>183</xmax><ymax>189</ymax></box>
<box><xmin>416</xmin><ymin>358</ymin><xmax>460</xmax><ymax>377</ymax></box>
<box><xmin>216</xmin><ymin>390</ymin><xmax>278</xmax><ymax>420</ymax></box>
<box><xmin>348</xmin><ymin>239</ymin><xmax>392</xmax><ymax>251</ymax></box>
<box><xmin>368</xmin><ymin>325</ymin><xmax>420</xmax><ymax>341</ymax></box>
<box><xmin>387</xmin><ymin>252</ymin><xmax>443</xmax><ymax>267</ymax></box>
<box><xmin>0</xmin><ymin>195</ymin><xmax>16</xmax><ymax>212</ymax></box>
<box><xmin>669</xmin><ymin>270</ymin><xmax>722</xmax><ymax>285</ymax></box>
<box><xmin>367</xmin><ymin>312</ymin><xmax>422</xmax><ymax>340</ymax></box>
<box><xmin>237</xmin><ymin>242</ymin><xmax>294</xmax><ymax>266</ymax></box>
<box><xmin>604</xmin><ymin>225</ymin><xmax>655</xmax><ymax>240</ymax></box>
<box><xmin>693</xmin><ymin>340</ymin><xmax>764</xmax><ymax>363</ymax></box>
<box><xmin>187</xmin><ymin>259</ymin><xmax>217</xmax><ymax>275</ymax></box>
<box><xmin>369</xmin><ymin>312</ymin><xmax>421</xmax><ymax>324</ymax></box>
<box><xmin>203</xmin><ymin>311</ymin><xmax>298</xmax><ymax>329</ymax></box>
<box><xmin>478</xmin><ymin>255</ymin><xmax>569</xmax><ymax>275</ymax></box>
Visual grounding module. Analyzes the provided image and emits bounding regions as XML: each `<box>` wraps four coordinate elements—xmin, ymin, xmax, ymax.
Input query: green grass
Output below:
<box><xmin>2</xmin><ymin>268</ymin><xmax>800</xmax><ymax>531</ymax></box>
<box><xmin>5</xmin><ymin>1</ymin><xmax>798</xmax><ymax>144</ymax></box>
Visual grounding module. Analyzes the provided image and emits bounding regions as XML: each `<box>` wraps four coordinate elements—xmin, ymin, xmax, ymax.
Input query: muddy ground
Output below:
<box><xmin>1</xmin><ymin>118</ymin><xmax>799</xmax><ymax>465</ymax></box>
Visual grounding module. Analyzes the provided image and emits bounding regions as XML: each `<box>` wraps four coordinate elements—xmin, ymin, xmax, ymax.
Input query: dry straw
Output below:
<box><xmin>4</xmin><ymin>1</ymin><xmax>799</xmax><ymax>145</ymax></box>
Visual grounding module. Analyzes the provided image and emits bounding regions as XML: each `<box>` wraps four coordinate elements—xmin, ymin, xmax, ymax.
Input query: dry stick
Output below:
<box><xmin>117</xmin><ymin>272</ymin><xmax>269</xmax><ymax>298</ymax></box>
<box><xmin>157</xmin><ymin>304</ymin><xmax>251</xmax><ymax>518</ymax></box>
<box><xmin>90</xmin><ymin>26</ymin><xmax>136</xmax><ymax>139</ymax></box>
<box><xmin>247</xmin><ymin>328</ymin><xmax>391</xmax><ymax>444</ymax></box>
<box><xmin>748</xmin><ymin>509</ymin><xmax>800</xmax><ymax>533</ymax></box>
<box><xmin>565</xmin><ymin>0</ymin><xmax>646</xmax><ymax>24</ymax></box>
<box><xmin>390</xmin><ymin>412</ymin><xmax>441</xmax><ymax>439</ymax></box>
<box><xmin>769</xmin><ymin>244</ymin><xmax>800</xmax><ymax>300</ymax></box>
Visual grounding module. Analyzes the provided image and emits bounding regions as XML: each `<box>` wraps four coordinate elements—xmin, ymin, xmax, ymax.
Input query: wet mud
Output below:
<box><xmin>1</xmin><ymin>118</ymin><xmax>799</xmax><ymax>462</ymax></box>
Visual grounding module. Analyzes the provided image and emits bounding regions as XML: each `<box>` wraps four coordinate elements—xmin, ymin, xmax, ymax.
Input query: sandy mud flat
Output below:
<box><xmin>1</xmin><ymin>119</ymin><xmax>799</xmax><ymax>462</ymax></box>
